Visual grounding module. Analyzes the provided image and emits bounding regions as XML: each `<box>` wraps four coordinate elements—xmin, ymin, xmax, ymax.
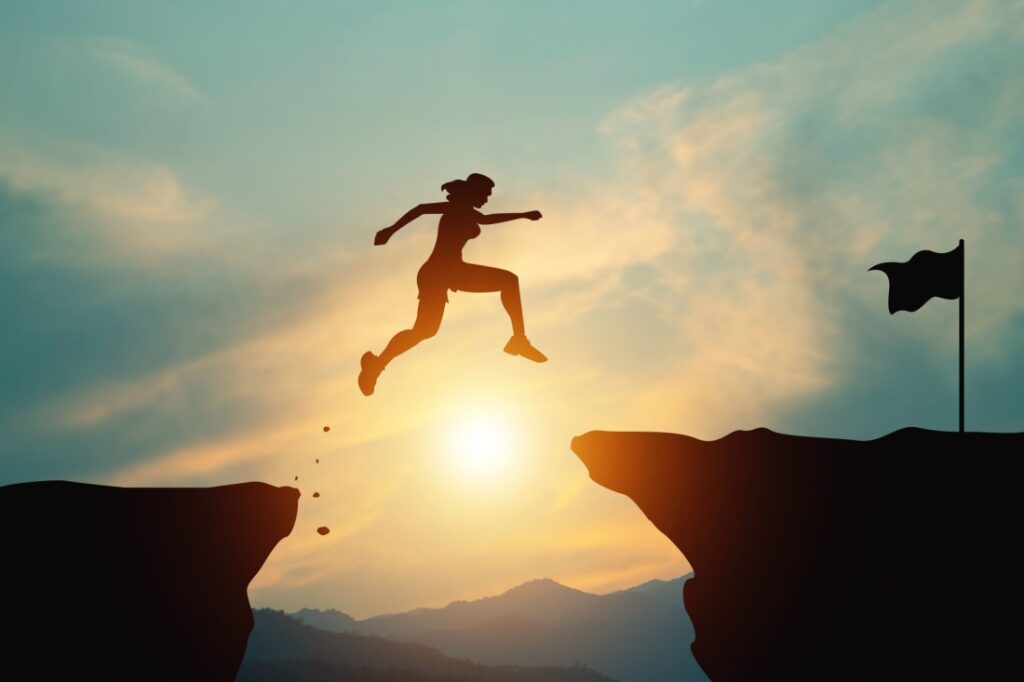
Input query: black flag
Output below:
<box><xmin>869</xmin><ymin>242</ymin><xmax>963</xmax><ymax>314</ymax></box>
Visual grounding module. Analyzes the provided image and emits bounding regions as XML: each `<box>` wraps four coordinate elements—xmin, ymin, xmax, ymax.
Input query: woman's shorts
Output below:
<box><xmin>417</xmin><ymin>261</ymin><xmax>454</xmax><ymax>304</ymax></box>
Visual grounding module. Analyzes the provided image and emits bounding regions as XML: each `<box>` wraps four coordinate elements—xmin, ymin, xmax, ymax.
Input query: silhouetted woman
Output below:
<box><xmin>359</xmin><ymin>173</ymin><xmax>547</xmax><ymax>395</ymax></box>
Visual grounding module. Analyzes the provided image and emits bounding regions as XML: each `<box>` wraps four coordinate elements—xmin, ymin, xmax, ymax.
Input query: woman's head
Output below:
<box><xmin>442</xmin><ymin>173</ymin><xmax>494</xmax><ymax>208</ymax></box>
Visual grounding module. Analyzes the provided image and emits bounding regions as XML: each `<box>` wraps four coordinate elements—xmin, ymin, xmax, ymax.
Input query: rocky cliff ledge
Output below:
<box><xmin>572</xmin><ymin>428</ymin><xmax>1023</xmax><ymax>681</ymax></box>
<box><xmin>0</xmin><ymin>481</ymin><xmax>298</xmax><ymax>681</ymax></box>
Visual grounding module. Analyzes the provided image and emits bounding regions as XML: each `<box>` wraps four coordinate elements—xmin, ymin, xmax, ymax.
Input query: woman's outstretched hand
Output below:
<box><xmin>374</xmin><ymin>227</ymin><xmax>395</xmax><ymax>245</ymax></box>
<box><xmin>525</xmin><ymin>210</ymin><xmax>542</xmax><ymax>221</ymax></box>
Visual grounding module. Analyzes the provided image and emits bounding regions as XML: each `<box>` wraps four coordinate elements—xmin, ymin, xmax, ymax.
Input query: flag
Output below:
<box><xmin>869</xmin><ymin>242</ymin><xmax>963</xmax><ymax>313</ymax></box>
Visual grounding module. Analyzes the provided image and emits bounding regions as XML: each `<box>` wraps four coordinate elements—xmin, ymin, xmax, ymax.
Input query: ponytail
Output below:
<box><xmin>442</xmin><ymin>179</ymin><xmax>466</xmax><ymax>201</ymax></box>
<box><xmin>441</xmin><ymin>174</ymin><xmax>494</xmax><ymax>202</ymax></box>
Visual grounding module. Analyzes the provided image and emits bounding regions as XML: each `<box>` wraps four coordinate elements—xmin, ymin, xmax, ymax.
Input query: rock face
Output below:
<box><xmin>572</xmin><ymin>428</ymin><xmax>1023</xmax><ymax>681</ymax></box>
<box><xmin>0</xmin><ymin>481</ymin><xmax>298</xmax><ymax>681</ymax></box>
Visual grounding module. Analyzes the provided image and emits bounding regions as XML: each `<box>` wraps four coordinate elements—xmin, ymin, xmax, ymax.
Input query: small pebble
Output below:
<box><xmin>323</xmin><ymin>426</ymin><xmax>330</xmax><ymax>433</ymax></box>
<box><xmin>317</xmin><ymin>526</ymin><xmax>330</xmax><ymax>536</ymax></box>
<box><xmin>313</xmin><ymin>492</ymin><xmax>320</xmax><ymax>498</ymax></box>
<box><xmin>294</xmin><ymin>476</ymin><xmax>298</xmax><ymax>481</ymax></box>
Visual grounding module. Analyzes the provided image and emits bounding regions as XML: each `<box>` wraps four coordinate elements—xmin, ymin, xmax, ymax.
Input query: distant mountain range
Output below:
<box><xmin>239</xmin><ymin>608</ymin><xmax>613</xmax><ymax>682</ymax></box>
<box><xmin>284</xmin><ymin>575</ymin><xmax>706</xmax><ymax>682</ymax></box>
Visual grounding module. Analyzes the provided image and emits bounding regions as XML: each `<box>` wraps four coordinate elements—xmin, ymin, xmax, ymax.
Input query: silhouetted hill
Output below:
<box><xmin>294</xmin><ymin>607</ymin><xmax>359</xmax><ymax>632</ymax></box>
<box><xmin>572</xmin><ymin>428</ymin><xmax>1024</xmax><ymax>681</ymax></box>
<box><xmin>291</xmin><ymin>576</ymin><xmax>703</xmax><ymax>681</ymax></box>
<box><xmin>0</xmin><ymin>481</ymin><xmax>298</xmax><ymax>681</ymax></box>
<box><xmin>240</xmin><ymin>609</ymin><xmax>613</xmax><ymax>681</ymax></box>
<box><xmin>363</xmin><ymin>578</ymin><xmax>600</xmax><ymax>637</ymax></box>
<box><xmin>611</xmin><ymin>577</ymin><xmax>682</xmax><ymax>600</ymax></box>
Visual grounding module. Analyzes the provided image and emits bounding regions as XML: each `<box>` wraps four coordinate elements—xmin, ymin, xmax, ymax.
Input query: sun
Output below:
<box><xmin>449</xmin><ymin>414</ymin><xmax>515</xmax><ymax>481</ymax></box>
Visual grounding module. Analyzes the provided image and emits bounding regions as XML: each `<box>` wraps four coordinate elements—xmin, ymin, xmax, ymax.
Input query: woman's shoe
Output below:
<box><xmin>358</xmin><ymin>352</ymin><xmax>383</xmax><ymax>395</ymax></box>
<box><xmin>503</xmin><ymin>335</ymin><xmax>548</xmax><ymax>363</ymax></box>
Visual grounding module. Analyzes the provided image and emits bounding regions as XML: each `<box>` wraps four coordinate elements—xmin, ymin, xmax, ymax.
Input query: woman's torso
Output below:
<box><xmin>425</xmin><ymin>208</ymin><xmax>480</xmax><ymax>266</ymax></box>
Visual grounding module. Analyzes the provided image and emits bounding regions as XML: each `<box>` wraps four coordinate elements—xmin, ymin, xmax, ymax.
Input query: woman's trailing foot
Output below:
<box><xmin>358</xmin><ymin>352</ymin><xmax>384</xmax><ymax>395</ymax></box>
<box><xmin>504</xmin><ymin>335</ymin><xmax>547</xmax><ymax>363</ymax></box>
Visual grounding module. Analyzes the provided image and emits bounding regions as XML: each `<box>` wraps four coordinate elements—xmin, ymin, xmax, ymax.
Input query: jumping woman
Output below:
<box><xmin>358</xmin><ymin>172</ymin><xmax>547</xmax><ymax>396</ymax></box>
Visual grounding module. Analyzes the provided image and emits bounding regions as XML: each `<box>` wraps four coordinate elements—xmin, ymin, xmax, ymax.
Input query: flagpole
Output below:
<box><xmin>959</xmin><ymin>238</ymin><xmax>965</xmax><ymax>434</ymax></box>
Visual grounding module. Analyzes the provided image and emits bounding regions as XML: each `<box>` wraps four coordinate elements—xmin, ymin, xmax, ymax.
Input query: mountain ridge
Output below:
<box><xmin>241</xmin><ymin>608</ymin><xmax>614</xmax><ymax>682</ymax></box>
<box><xmin>293</xmin><ymin>574</ymin><xmax>689</xmax><ymax>630</ymax></box>
<box><xmin>286</xmin><ymin>574</ymin><xmax>701</xmax><ymax>682</ymax></box>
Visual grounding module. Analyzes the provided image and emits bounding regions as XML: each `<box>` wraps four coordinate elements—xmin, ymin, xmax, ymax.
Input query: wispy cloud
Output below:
<box><xmin>43</xmin><ymin>0</ymin><xmax>1024</xmax><ymax>486</ymax></box>
<box><xmin>0</xmin><ymin>141</ymin><xmax>213</xmax><ymax>260</ymax></box>
<box><xmin>76</xmin><ymin>37</ymin><xmax>207</xmax><ymax>103</ymax></box>
<box><xmin>586</xmin><ymin>0</ymin><xmax>1024</xmax><ymax>435</ymax></box>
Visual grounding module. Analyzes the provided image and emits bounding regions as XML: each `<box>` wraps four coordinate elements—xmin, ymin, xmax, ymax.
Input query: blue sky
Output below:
<box><xmin>2</xmin><ymin>0</ymin><xmax>1022</xmax><ymax>617</ymax></box>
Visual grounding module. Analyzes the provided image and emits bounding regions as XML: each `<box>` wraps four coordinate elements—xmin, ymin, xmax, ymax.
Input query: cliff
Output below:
<box><xmin>0</xmin><ymin>481</ymin><xmax>298</xmax><ymax>681</ymax></box>
<box><xmin>572</xmin><ymin>428</ymin><xmax>1023</xmax><ymax>681</ymax></box>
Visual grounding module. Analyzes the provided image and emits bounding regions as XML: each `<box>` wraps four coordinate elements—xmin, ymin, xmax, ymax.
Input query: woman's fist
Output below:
<box><xmin>374</xmin><ymin>227</ymin><xmax>394</xmax><ymax>245</ymax></box>
<box><xmin>525</xmin><ymin>210</ymin><xmax>542</xmax><ymax>221</ymax></box>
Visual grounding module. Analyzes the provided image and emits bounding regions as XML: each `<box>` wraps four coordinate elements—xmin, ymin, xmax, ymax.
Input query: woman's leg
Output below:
<box><xmin>451</xmin><ymin>263</ymin><xmax>525</xmax><ymax>337</ymax></box>
<box><xmin>378</xmin><ymin>294</ymin><xmax>445</xmax><ymax>367</ymax></box>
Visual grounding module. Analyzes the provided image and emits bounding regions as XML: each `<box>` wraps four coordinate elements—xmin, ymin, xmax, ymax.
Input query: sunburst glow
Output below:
<box><xmin>449</xmin><ymin>414</ymin><xmax>515</xmax><ymax>481</ymax></box>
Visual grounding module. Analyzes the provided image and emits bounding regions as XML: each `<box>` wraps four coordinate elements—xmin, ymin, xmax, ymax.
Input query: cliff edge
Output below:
<box><xmin>0</xmin><ymin>481</ymin><xmax>298</xmax><ymax>681</ymax></box>
<box><xmin>572</xmin><ymin>428</ymin><xmax>1023</xmax><ymax>681</ymax></box>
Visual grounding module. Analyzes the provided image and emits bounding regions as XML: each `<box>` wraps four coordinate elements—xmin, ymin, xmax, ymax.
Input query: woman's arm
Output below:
<box><xmin>476</xmin><ymin>210</ymin><xmax>542</xmax><ymax>225</ymax></box>
<box><xmin>375</xmin><ymin>202</ymin><xmax>448</xmax><ymax>245</ymax></box>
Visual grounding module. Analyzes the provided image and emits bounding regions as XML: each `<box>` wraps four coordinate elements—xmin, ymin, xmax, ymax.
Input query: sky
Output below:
<box><xmin>2</xmin><ymin>0</ymin><xmax>1023</xmax><ymax>618</ymax></box>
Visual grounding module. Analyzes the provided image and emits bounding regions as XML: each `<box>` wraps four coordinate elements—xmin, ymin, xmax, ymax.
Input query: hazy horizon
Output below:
<box><xmin>291</xmin><ymin>572</ymin><xmax>691</xmax><ymax>619</ymax></box>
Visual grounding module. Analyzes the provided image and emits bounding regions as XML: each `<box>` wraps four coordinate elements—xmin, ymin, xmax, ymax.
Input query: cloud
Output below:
<box><xmin>45</xmin><ymin>0</ymin><xmax>1024</xmax><ymax>488</ymax></box>
<box><xmin>77</xmin><ymin>37</ymin><xmax>207</xmax><ymax>103</ymax></box>
<box><xmin>15</xmin><ymin>0</ymin><xmax>1021</xmax><ymax>488</ymax></box>
<box><xmin>0</xmin><ymin>171</ymin><xmax>349</xmax><ymax>484</ymax></box>
<box><xmin>0</xmin><ymin>142</ymin><xmax>214</xmax><ymax>261</ymax></box>
<box><xmin>586</xmin><ymin>0</ymin><xmax>1024</xmax><ymax>435</ymax></box>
